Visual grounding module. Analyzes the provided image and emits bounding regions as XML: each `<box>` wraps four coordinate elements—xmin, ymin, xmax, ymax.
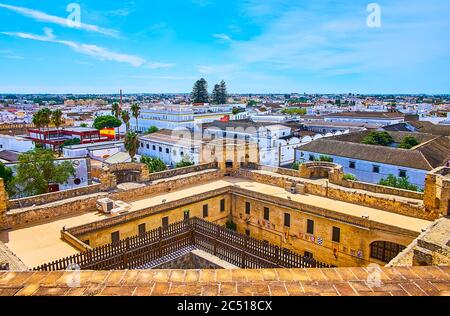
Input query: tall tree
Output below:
<box><xmin>39</xmin><ymin>108</ymin><xmax>52</xmax><ymax>129</ymax></box>
<box><xmin>51</xmin><ymin>109</ymin><xmax>64</xmax><ymax>130</ymax></box>
<box><xmin>131</xmin><ymin>103</ymin><xmax>141</xmax><ymax>132</ymax></box>
<box><xmin>124</xmin><ymin>132</ymin><xmax>139</xmax><ymax>162</ymax></box>
<box><xmin>219</xmin><ymin>80</ymin><xmax>228</xmax><ymax>104</ymax></box>
<box><xmin>121</xmin><ymin>110</ymin><xmax>131</xmax><ymax>132</ymax></box>
<box><xmin>8</xmin><ymin>149</ymin><xmax>76</xmax><ymax>197</ymax></box>
<box><xmin>93</xmin><ymin>115</ymin><xmax>122</xmax><ymax>131</ymax></box>
<box><xmin>211</xmin><ymin>84</ymin><xmax>221</xmax><ymax>105</ymax></box>
<box><xmin>191</xmin><ymin>78</ymin><xmax>209</xmax><ymax>103</ymax></box>
<box><xmin>111</xmin><ymin>102</ymin><xmax>120</xmax><ymax>119</ymax></box>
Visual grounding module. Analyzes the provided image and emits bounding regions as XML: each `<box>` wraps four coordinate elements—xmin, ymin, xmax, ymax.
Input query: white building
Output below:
<box><xmin>295</xmin><ymin>131</ymin><xmax>450</xmax><ymax>189</ymax></box>
<box><xmin>0</xmin><ymin>135</ymin><xmax>34</xmax><ymax>153</ymax></box>
<box><xmin>138</xmin><ymin>129</ymin><xmax>202</xmax><ymax>167</ymax></box>
<box><xmin>324</xmin><ymin>112</ymin><xmax>406</xmax><ymax>126</ymax></box>
<box><xmin>130</xmin><ymin>106</ymin><xmax>195</xmax><ymax>132</ymax></box>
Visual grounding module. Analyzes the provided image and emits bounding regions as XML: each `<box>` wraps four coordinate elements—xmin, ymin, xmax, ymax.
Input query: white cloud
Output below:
<box><xmin>1</xmin><ymin>28</ymin><xmax>173</xmax><ymax>68</ymax></box>
<box><xmin>0</xmin><ymin>3</ymin><xmax>119</xmax><ymax>37</ymax></box>
<box><xmin>213</xmin><ymin>33</ymin><xmax>232</xmax><ymax>42</ymax></box>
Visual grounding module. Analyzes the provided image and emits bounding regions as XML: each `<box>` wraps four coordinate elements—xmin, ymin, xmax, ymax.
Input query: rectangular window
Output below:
<box><xmin>349</xmin><ymin>161</ymin><xmax>356</xmax><ymax>169</ymax></box>
<box><xmin>399</xmin><ymin>170</ymin><xmax>407</xmax><ymax>178</ymax></box>
<box><xmin>111</xmin><ymin>231</ymin><xmax>120</xmax><ymax>245</ymax></box>
<box><xmin>332</xmin><ymin>227</ymin><xmax>341</xmax><ymax>243</ymax></box>
<box><xmin>162</xmin><ymin>216</ymin><xmax>169</xmax><ymax>228</ymax></box>
<box><xmin>203</xmin><ymin>205</ymin><xmax>209</xmax><ymax>218</ymax></box>
<box><xmin>284</xmin><ymin>213</ymin><xmax>291</xmax><ymax>228</ymax></box>
<box><xmin>264</xmin><ymin>207</ymin><xmax>270</xmax><ymax>221</ymax></box>
<box><xmin>245</xmin><ymin>229</ymin><xmax>251</xmax><ymax>237</ymax></box>
<box><xmin>245</xmin><ymin>202</ymin><xmax>251</xmax><ymax>215</ymax></box>
<box><xmin>159</xmin><ymin>147</ymin><xmax>162</xmax><ymax>152</ymax></box>
<box><xmin>138</xmin><ymin>223</ymin><xmax>146</xmax><ymax>237</ymax></box>
<box><xmin>307</xmin><ymin>219</ymin><xmax>314</xmax><ymax>235</ymax></box>
<box><xmin>373</xmin><ymin>165</ymin><xmax>380</xmax><ymax>173</ymax></box>
<box><xmin>152</xmin><ymin>145</ymin><xmax>156</xmax><ymax>150</ymax></box>
<box><xmin>184</xmin><ymin>210</ymin><xmax>190</xmax><ymax>220</ymax></box>
<box><xmin>220</xmin><ymin>199</ymin><xmax>225</xmax><ymax>212</ymax></box>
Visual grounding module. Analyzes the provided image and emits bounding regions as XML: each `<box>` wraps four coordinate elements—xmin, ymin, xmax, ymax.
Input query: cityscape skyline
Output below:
<box><xmin>0</xmin><ymin>0</ymin><xmax>450</xmax><ymax>94</ymax></box>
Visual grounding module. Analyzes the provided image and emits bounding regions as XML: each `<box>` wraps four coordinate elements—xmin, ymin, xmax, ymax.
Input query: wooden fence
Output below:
<box><xmin>33</xmin><ymin>217</ymin><xmax>330</xmax><ymax>271</ymax></box>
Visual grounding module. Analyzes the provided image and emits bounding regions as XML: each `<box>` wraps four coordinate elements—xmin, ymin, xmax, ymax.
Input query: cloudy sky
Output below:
<box><xmin>0</xmin><ymin>0</ymin><xmax>449</xmax><ymax>94</ymax></box>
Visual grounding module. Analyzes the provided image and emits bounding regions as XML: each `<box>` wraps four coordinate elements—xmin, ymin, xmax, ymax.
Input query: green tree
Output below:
<box><xmin>124</xmin><ymin>132</ymin><xmax>139</xmax><ymax>162</ymax></box>
<box><xmin>93</xmin><ymin>115</ymin><xmax>122</xmax><ymax>131</ymax></box>
<box><xmin>211</xmin><ymin>84</ymin><xmax>221</xmax><ymax>105</ymax></box>
<box><xmin>62</xmin><ymin>138</ymin><xmax>81</xmax><ymax>148</ymax></box>
<box><xmin>175</xmin><ymin>156</ymin><xmax>195</xmax><ymax>168</ymax></box>
<box><xmin>80</xmin><ymin>123</ymin><xmax>89</xmax><ymax>128</ymax></box>
<box><xmin>111</xmin><ymin>102</ymin><xmax>120</xmax><ymax>119</ymax></box>
<box><xmin>141</xmin><ymin>156</ymin><xmax>167</xmax><ymax>173</ymax></box>
<box><xmin>8</xmin><ymin>149</ymin><xmax>76</xmax><ymax>197</ymax></box>
<box><xmin>191</xmin><ymin>78</ymin><xmax>209</xmax><ymax>103</ymax></box>
<box><xmin>39</xmin><ymin>108</ymin><xmax>52</xmax><ymax>129</ymax></box>
<box><xmin>147</xmin><ymin>126</ymin><xmax>159</xmax><ymax>134</ymax></box>
<box><xmin>291</xmin><ymin>162</ymin><xmax>302</xmax><ymax>170</ymax></box>
<box><xmin>131</xmin><ymin>103</ymin><xmax>141</xmax><ymax>132</ymax></box>
<box><xmin>281</xmin><ymin>108</ymin><xmax>307</xmax><ymax>116</ymax></box>
<box><xmin>319</xmin><ymin>155</ymin><xmax>333</xmax><ymax>162</ymax></box>
<box><xmin>0</xmin><ymin>162</ymin><xmax>13</xmax><ymax>188</ymax></box>
<box><xmin>398</xmin><ymin>136</ymin><xmax>420</xmax><ymax>149</ymax></box>
<box><xmin>362</xmin><ymin>132</ymin><xmax>394</xmax><ymax>146</ymax></box>
<box><xmin>219</xmin><ymin>80</ymin><xmax>228</xmax><ymax>104</ymax></box>
<box><xmin>51</xmin><ymin>109</ymin><xmax>64</xmax><ymax>130</ymax></box>
<box><xmin>378</xmin><ymin>175</ymin><xmax>420</xmax><ymax>192</ymax></box>
<box><xmin>121</xmin><ymin>110</ymin><xmax>131</xmax><ymax>132</ymax></box>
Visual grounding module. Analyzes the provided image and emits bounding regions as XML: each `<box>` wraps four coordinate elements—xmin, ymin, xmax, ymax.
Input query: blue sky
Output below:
<box><xmin>0</xmin><ymin>0</ymin><xmax>449</xmax><ymax>94</ymax></box>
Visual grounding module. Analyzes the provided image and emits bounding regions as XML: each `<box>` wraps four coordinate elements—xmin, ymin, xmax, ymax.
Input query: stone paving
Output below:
<box><xmin>0</xmin><ymin>266</ymin><xmax>448</xmax><ymax>296</ymax></box>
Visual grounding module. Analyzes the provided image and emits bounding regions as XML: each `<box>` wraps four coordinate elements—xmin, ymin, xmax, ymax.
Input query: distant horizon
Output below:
<box><xmin>1</xmin><ymin>1</ymin><xmax>449</xmax><ymax>94</ymax></box>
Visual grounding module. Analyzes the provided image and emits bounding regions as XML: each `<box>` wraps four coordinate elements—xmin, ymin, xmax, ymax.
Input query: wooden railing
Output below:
<box><xmin>33</xmin><ymin>218</ymin><xmax>330</xmax><ymax>271</ymax></box>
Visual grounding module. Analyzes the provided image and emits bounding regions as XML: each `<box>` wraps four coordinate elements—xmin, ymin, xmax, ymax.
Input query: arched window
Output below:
<box><xmin>370</xmin><ymin>241</ymin><xmax>406</xmax><ymax>263</ymax></box>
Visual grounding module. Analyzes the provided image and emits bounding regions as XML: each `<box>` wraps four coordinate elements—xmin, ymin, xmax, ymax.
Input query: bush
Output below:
<box><xmin>398</xmin><ymin>136</ymin><xmax>420</xmax><ymax>149</ymax></box>
<box><xmin>343</xmin><ymin>174</ymin><xmax>358</xmax><ymax>181</ymax></box>
<box><xmin>319</xmin><ymin>155</ymin><xmax>333</xmax><ymax>162</ymax></box>
<box><xmin>147</xmin><ymin>126</ymin><xmax>159</xmax><ymax>134</ymax></box>
<box><xmin>378</xmin><ymin>175</ymin><xmax>420</xmax><ymax>192</ymax></box>
<box><xmin>175</xmin><ymin>156</ymin><xmax>194</xmax><ymax>169</ymax></box>
<box><xmin>291</xmin><ymin>162</ymin><xmax>302</xmax><ymax>170</ymax></box>
<box><xmin>141</xmin><ymin>156</ymin><xmax>167</xmax><ymax>173</ymax></box>
<box><xmin>226</xmin><ymin>221</ymin><xmax>237</xmax><ymax>231</ymax></box>
<box><xmin>362</xmin><ymin>132</ymin><xmax>394</xmax><ymax>146</ymax></box>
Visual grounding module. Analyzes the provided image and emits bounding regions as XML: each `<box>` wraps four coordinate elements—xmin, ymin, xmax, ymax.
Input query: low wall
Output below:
<box><xmin>338</xmin><ymin>179</ymin><xmax>424</xmax><ymax>200</ymax></box>
<box><xmin>235</xmin><ymin>169</ymin><xmax>435</xmax><ymax>221</ymax></box>
<box><xmin>2</xmin><ymin>169</ymin><xmax>222</xmax><ymax>230</ymax></box>
<box><xmin>4</xmin><ymin>192</ymin><xmax>108</xmax><ymax>229</ymax></box>
<box><xmin>8</xmin><ymin>183</ymin><xmax>103</xmax><ymax>209</ymax></box>
<box><xmin>147</xmin><ymin>162</ymin><xmax>218</xmax><ymax>182</ymax></box>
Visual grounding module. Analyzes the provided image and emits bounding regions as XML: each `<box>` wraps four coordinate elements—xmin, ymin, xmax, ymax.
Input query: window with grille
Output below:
<box><xmin>307</xmin><ymin>219</ymin><xmax>314</xmax><ymax>235</ymax></box>
<box><xmin>370</xmin><ymin>241</ymin><xmax>406</xmax><ymax>263</ymax></box>
<box><xmin>245</xmin><ymin>202</ymin><xmax>251</xmax><ymax>215</ymax></box>
<box><xmin>264</xmin><ymin>207</ymin><xmax>270</xmax><ymax>221</ymax></box>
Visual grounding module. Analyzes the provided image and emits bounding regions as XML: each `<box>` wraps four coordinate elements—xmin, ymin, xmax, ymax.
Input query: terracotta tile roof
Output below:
<box><xmin>0</xmin><ymin>267</ymin><xmax>448</xmax><ymax>296</ymax></box>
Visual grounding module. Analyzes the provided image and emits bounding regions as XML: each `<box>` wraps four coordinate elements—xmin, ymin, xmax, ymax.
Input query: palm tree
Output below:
<box><xmin>111</xmin><ymin>102</ymin><xmax>120</xmax><ymax>119</ymax></box>
<box><xmin>131</xmin><ymin>103</ymin><xmax>141</xmax><ymax>132</ymax></box>
<box><xmin>39</xmin><ymin>108</ymin><xmax>52</xmax><ymax>130</ymax></box>
<box><xmin>32</xmin><ymin>111</ymin><xmax>43</xmax><ymax>141</ymax></box>
<box><xmin>51</xmin><ymin>109</ymin><xmax>64</xmax><ymax>130</ymax></box>
<box><xmin>111</xmin><ymin>102</ymin><xmax>121</xmax><ymax>140</ymax></box>
<box><xmin>121</xmin><ymin>110</ymin><xmax>131</xmax><ymax>132</ymax></box>
<box><xmin>124</xmin><ymin>132</ymin><xmax>139</xmax><ymax>162</ymax></box>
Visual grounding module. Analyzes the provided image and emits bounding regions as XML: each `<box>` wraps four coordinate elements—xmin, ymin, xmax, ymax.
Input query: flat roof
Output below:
<box><xmin>1</xmin><ymin>177</ymin><xmax>431</xmax><ymax>268</ymax></box>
